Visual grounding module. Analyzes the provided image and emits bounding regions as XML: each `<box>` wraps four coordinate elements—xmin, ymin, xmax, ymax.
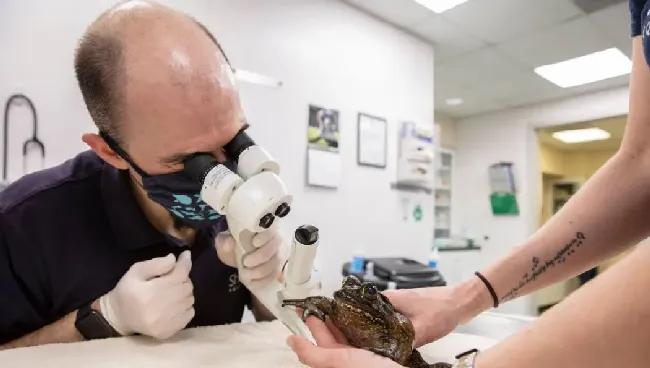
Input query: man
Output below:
<box><xmin>288</xmin><ymin>0</ymin><xmax>650</xmax><ymax>367</ymax></box>
<box><xmin>0</xmin><ymin>1</ymin><xmax>285</xmax><ymax>348</ymax></box>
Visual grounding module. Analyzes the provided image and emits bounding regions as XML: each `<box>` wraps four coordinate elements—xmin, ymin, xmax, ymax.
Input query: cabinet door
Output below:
<box><xmin>434</xmin><ymin>148</ymin><xmax>454</xmax><ymax>240</ymax></box>
<box><xmin>438</xmin><ymin>252</ymin><xmax>481</xmax><ymax>286</ymax></box>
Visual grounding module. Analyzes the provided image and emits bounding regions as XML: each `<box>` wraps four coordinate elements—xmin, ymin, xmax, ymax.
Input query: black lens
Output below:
<box><xmin>259</xmin><ymin>213</ymin><xmax>275</xmax><ymax>229</ymax></box>
<box><xmin>184</xmin><ymin>154</ymin><xmax>218</xmax><ymax>184</ymax></box>
<box><xmin>275</xmin><ymin>202</ymin><xmax>291</xmax><ymax>218</ymax></box>
<box><xmin>224</xmin><ymin>129</ymin><xmax>255</xmax><ymax>163</ymax></box>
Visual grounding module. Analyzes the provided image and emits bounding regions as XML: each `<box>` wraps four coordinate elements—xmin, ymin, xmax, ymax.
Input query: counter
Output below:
<box><xmin>0</xmin><ymin>320</ymin><xmax>500</xmax><ymax>367</ymax></box>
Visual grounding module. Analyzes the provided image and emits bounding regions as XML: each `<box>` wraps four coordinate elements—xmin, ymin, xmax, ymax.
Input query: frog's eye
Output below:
<box><xmin>363</xmin><ymin>283</ymin><xmax>378</xmax><ymax>297</ymax></box>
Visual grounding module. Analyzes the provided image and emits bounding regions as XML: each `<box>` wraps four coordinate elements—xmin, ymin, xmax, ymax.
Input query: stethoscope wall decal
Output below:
<box><xmin>2</xmin><ymin>94</ymin><xmax>45</xmax><ymax>184</ymax></box>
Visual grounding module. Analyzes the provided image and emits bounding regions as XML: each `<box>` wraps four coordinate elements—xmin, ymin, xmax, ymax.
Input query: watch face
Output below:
<box><xmin>75</xmin><ymin>308</ymin><xmax>119</xmax><ymax>340</ymax></box>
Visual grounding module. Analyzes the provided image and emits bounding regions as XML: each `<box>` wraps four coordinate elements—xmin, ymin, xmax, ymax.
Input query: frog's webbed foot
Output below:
<box><xmin>300</xmin><ymin>306</ymin><xmax>327</xmax><ymax>322</ymax></box>
<box><xmin>281</xmin><ymin>296</ymin><xmax>332</xmax><ymax>323</ymax></box>
<box><xmin>405</xmin><ymin>349</ymin><xmax>452</xmax><ymax>368</ymax></box>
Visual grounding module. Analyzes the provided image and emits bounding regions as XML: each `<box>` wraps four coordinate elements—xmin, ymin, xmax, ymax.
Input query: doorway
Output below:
<box><xmin>533</xmin><ymin>115</ymin><xmax>626</xmax><ymax>314</ymax></box>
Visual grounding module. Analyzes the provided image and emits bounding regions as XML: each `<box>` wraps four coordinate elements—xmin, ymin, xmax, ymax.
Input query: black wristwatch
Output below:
<box><xmin>75</xmin><ymin>303</ymin><xmax>121</xmax><ymax>340</ymax></box>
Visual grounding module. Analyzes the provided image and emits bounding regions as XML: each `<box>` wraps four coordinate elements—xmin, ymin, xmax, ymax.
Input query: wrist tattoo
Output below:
<box><xmin>500</xmin><ymin>231</ymin><xmax>586</xmax><ymax>302</ymax></box>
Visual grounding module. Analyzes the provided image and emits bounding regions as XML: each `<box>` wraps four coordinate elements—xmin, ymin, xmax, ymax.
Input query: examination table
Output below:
<box><xmin>0</xmin><ymin>319</ymin><xmax>508</xmax><ymax>367</ymax></box>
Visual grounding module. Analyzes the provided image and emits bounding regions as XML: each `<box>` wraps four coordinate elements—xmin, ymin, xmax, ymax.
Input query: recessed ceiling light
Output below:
<box><xmin>534</xmin><ymin>48</ymin><xmax>632</xmax><ymax>88</ymax></box>
<box><xmin>552</xmin><ymin>127</ymin><xmax>611</xmax><ymax>143</ymax></box>
<box><xmin>445</xmin><ymin>97</ymin><xmax>464</xmax><ymax>106</ymax></box>
<box><xmin>412</xmin><ymin>0</ymin><xmax>470</xmax><ymax>13</ymax></box>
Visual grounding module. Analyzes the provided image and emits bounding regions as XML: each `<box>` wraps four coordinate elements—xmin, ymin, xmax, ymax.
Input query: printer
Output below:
<box><xmin>342</xmin><ymin>257</ymin><xmax>446</xmax><ymax>291</ymax></box>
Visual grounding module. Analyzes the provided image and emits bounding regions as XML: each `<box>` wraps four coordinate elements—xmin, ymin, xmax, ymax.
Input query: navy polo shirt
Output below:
<box><xmin>631</xmin><ymin>0</ymin><xmax>647</xmax><ymax>37</ymax></box>
<box><xmin>631</xmin><ymin>0</ymin><xmax>650</xmax><ymax>65</ymax></box>
<box><xmin>0</xmin><ymin>150</ymin><xmax>251</xmax><ymax>344</ymax></box>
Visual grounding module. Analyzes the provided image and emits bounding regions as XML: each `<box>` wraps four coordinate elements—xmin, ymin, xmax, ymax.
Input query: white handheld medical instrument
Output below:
<box><xmin>184</xmin><ymin>129</ymin><xmax>320</xmax><ymax>344</ymax></box>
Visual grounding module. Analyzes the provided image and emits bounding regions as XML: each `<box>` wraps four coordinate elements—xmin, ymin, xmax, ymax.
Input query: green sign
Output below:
<box><xmin>490</xmin><ymin>193</ymin><xmax>519</xmax><ymax>216</ymax></box>
<box><xmin>413</xmin><ymin>205</ymin><xmax>423</xmax><ymax>221</ymax></box>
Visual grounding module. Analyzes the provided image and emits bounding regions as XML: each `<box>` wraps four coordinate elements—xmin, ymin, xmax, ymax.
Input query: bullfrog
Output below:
<box><xmin>282</xmin><ymin>275</ymin><xmax>451</xmax><ymax>368</ymax></box>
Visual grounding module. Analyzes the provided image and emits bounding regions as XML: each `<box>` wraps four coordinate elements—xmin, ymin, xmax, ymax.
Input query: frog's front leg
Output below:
<box><xmin>282</xmin><ymin>296</ymin><xmax>333</xmax><ymax>322</ymax></box>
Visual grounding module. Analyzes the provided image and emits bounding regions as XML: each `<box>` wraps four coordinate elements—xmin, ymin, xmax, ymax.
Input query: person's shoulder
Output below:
<box><xmin>631</xmin><ymin>0</ymin><xmax>650</xmax><ymax>37</ymax></box>
<box><xmin>631</xmin><ymin>0</ymin><xmax>650</xmax><ymax>12</ymax></box>
<box><xmin>0</xmin><ymin>150</ymin><xmax>105</xmax><ymax>216</ymax></box>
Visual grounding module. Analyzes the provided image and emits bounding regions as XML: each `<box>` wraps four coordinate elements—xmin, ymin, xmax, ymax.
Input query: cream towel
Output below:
<box><xmin>0</xmin><ymin>321</ymin><xmax>498</xmax><ymax>367</ymax></box>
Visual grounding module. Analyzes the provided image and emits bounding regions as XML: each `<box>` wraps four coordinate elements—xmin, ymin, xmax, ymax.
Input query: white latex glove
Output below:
<box><xmin>99</xmin><ymin>251</ymin><xmax>195</xmax><ymax>340</ymax></box>
<box><xmin>215</xmin><ymin>228</ymin><xmax>284</xmax><ymax>289</ymax></box>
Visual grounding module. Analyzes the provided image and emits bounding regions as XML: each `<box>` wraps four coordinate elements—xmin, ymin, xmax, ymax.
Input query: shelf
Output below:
<box><xmin>439</xmin><ymin>245</ymin><xmax>482</xmax><ymax>252</ymax></box>
<box><xmin>390</xmin><ymin>181</ymin><xmax>433</xmax><ymax>194</ymax></box>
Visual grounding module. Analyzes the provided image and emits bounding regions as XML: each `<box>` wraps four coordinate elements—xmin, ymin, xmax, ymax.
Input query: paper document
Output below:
<box><xmin>307</xmin><ymin>148</ymin><xmax>341</xmax><ymax>188</ymax></box>
<box><xmin>488</xmin><ymin>163</ymin><xmax>516</xmax><ymax>193</ymax></box>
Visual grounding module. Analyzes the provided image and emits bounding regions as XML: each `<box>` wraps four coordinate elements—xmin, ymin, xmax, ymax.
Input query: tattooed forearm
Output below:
<box><xmin>499</xmin><ymin>231</ymin><xmax>586</xmax><ymax>302</ymax></box>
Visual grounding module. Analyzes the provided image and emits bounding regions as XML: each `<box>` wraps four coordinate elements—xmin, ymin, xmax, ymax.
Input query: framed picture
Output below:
<box><xmin>308</xmin><ymin>104</ymin><xmax>340</xmax><ymax>151</ymax></box>
<box><xmin>357</xmin><ymin>113</ymin><xmax>387</xmax><ymax>168</ymax></box>
<box><xmin>306</xmin><ymin>104</ymin><xmax>341</xmax><ymax>188</ymax></box>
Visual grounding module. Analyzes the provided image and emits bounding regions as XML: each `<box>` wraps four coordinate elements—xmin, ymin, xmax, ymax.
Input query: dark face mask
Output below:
<box><xmin>100</xmin><ymin>132</ymin><xmax>234</xmax><ymax>229</ymax></box>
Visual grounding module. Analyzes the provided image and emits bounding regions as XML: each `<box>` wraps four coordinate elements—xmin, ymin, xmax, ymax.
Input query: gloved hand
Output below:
<box><xmin>215</xmin><ymin>228</ymin><xmax>285</xmax><ymax>290</ymax></box>
<box><xmin>99</xmin><ymin>251</ymin><xmax>195</xmax><ymax>340</ymax></box>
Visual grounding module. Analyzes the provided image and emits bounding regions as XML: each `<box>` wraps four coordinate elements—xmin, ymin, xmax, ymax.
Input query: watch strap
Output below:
<box><xmin>453</xmin><ymin>349</ymin><xmax>479</xmax><ymax>367</ymax></box>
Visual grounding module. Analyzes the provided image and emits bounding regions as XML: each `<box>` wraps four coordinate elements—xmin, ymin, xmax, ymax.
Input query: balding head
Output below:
<box><xmin>75</xmin><ymin>0</ymin><xmax>229</xmax><ymax>145</ymax></box>
<box><xmin>76</xmin><ymin>0</ymin><xmax>245</xmax><ymax>177</ymax></box>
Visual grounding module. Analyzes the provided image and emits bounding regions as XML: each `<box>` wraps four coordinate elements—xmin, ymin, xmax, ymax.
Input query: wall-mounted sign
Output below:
<box><xmin>413</xmin><ymin>204</ymin><xmax>423</xmax><ymax>222</ymax></box>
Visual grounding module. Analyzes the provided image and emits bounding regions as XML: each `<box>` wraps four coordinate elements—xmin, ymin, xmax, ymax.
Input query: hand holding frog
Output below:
<box><xmin>383</xmin><ymin>280</ymin><xmax>492</xmax><ymax>347</ymax></box>
<box><xmin>382</xmin><ymin>287</ymin><xmax>461</xmax><ymax>347</ymax></box>
<box><xmin>287</xmin><ymin>317</ymin><xmax>403</xmax><ymax>368</ymax></box>
<box><xmin>283</xmin><ymin>276</ymin><xmax>454</xmax><ymax>367</ymax></box>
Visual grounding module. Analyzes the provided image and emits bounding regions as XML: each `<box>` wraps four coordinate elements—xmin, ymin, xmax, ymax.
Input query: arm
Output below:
<box><xmin>0</xmin><ymin>209</ymin><xmax>127</xmax><ymax>348</ymax></box>
<box><xmin>0</xmin><ymin>211</ymin><xmax>94</xmax><ymax>349</ymax></box>
<box><xmin>0</xmin><ymin>300</ymin><xmax>100</xmax><ymax>350</ymax></box>
<box><xmin>454</xmin><ymin>35</ymin><xmax>650</xmax><ymax>319</ymax></box>
<box><xmin>288</xmin><ymin>242</ymin><xmax>650</xmax><ymax>368</ymax></box>
<box><xmin>475</xmin><ymin>238</ymin><xmax>650</xmax><ymax>367</ymax></box>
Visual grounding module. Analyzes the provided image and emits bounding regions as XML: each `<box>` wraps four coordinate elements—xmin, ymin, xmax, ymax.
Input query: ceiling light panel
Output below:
<box><xmin>412</xmin><ymin>0</ymin><xmax>470</xmax><ymax>13</ymax></box>
<box><xmin>534</xmin><ymin>48</ymin><xmax>631</xmax><ymax>88</ymax></box>
<box><xmin>552</xmin><ymin>127</ymin><xmax>611</xmax><ymax>143</ymax></box>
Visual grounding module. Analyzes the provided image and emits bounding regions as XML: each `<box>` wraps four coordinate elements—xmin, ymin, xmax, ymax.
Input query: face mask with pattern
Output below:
<box><xmin>100</xmin><ymin>131</ymin><xmax>234</xmax><ymax>228</ymax></box>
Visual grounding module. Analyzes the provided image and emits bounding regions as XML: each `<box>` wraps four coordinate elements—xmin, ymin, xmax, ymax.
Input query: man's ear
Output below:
<box><xmin>82</xmin><ymin>133</ymin><xmax>129</xmax><ymax>170</ymax></box>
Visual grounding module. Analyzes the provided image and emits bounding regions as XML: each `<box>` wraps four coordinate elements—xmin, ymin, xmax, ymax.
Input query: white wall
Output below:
<box><xmin>453</xmin><ymin>86</ymin><xmax>630</xmax><ymax>315</ymax></box>
<box><xmin>0</xmin><ymin>0</ymin><xmax>435</xmax><ymax>299</ymax></box>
